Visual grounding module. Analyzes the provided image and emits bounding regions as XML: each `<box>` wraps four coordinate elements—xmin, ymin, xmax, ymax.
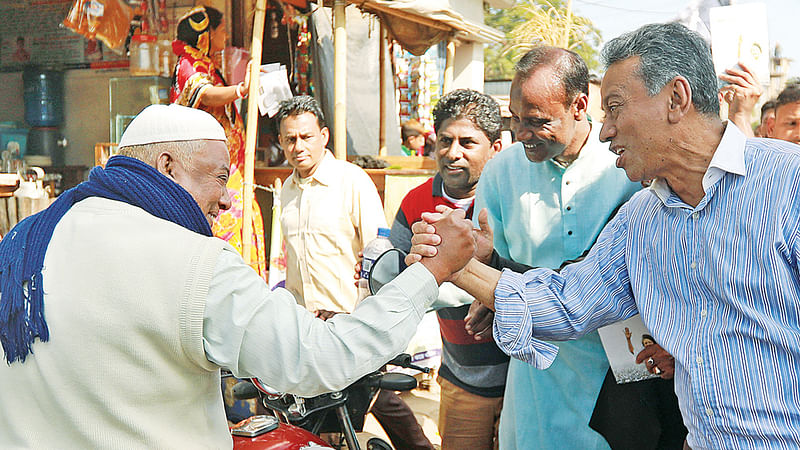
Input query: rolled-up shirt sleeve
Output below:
<box><xmin>492</xmin><ymin>204</ymin><xmax>639</xmax><ymax>369</ymax></box>
<box><xmin>203</xmin><ymin>246</ymin><xmax>438</xmax><ymax>397</ymax></box>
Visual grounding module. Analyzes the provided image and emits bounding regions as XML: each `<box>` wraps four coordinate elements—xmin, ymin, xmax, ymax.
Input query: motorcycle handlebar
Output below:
<box><xmin>387</xmin><ymin>353</ymin><xmax>431</xmax><ymax>374</ymax></box>
<box><xmin>243</xmin><ymin>353</ymin><xmax>430</xmax><ymax>400</ymax></box>
<box><xmin>233</xmin><ymin>380</ymin><xmax>260</xmax><ymax>400</ymax></box>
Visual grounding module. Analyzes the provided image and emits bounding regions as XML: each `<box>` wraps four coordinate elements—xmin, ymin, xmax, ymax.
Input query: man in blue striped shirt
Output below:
<box><xmin>408</xmin><ymin>22</ymin><xmax>800</xmax><ymax>449</ymax></box>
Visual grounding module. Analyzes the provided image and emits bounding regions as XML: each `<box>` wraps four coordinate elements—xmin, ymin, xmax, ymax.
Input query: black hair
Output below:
<box><xmin>432</xmin><ymin>89</ymin><xmax>502</xmax><ymax>143</ymax></box>
<box><xmin>401</xmin><ymin>120</ymin><xmax>426</xmax><ymax>141</ymax></box>
<box><xmin>176</xmin><ymin>6</ymin><xmax>223</xmax><ymax>50</ymax></box>
<box><xmin>641</xmin><ymin>334</ymin><xmax>656</xmax><ymax>345</ymax></box>
<box><xmin>777</xmin><ymin>84</ymin><xmax>800</xmax><ymax>110</ymax></box>
<box><xmin>275</xmin><ymin>95</ymin><xmax>326</xmax><ymax>129</ymax></box>
<box><xmin>515</xmin><ymin>46</ymin><xmax>589</xmax><ymax>105</ymax></box>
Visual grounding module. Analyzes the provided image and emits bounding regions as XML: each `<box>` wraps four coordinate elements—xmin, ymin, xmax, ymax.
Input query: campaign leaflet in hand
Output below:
<box><xmin>257</xmin><ymin>63</ymin><xmax>292</xmax><ymax>118</ymax></box>
<box><xmin>709</xmin><ymin>3</ymin><xmax>770</xmax><ymax>84</ymax></box>
<box><xmin>597</xmin><ymin>314</ymin><xmax>660</xmax><ymax>384</ymax></box>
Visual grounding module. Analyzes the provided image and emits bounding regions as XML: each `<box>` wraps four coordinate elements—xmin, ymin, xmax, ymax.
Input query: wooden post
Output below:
<box><xmin>378</xmin><ymin>23</ymin><xmax>387</xmax><ymax>156</ymax></box>
<box><xmin>242</xmin><ymin>0</ymin><xmax>268</xmax><ymax>264</ymax></box>
<box><xmin>7</xmin><ymin>197</ymin><xmax>17</xmax><ymax>230</ymax></box>
<box><xmin>443</xmin><ymin>39</ymin><xmax>455</xmax><ymax>94</ymax></box>
<box><xmin>0</xmin><ymin>198</ymin><xmax>8</xmax><ymax>235</ymax></box>
<box><xmin>267</xmin><ymin>178</ymin><xmax>282</xmax><ymax>287</ymax></box>
<box><xmin>333</xmin><ymin>0</ymin><xmax>347</xmax><ymax>159</ymax></box>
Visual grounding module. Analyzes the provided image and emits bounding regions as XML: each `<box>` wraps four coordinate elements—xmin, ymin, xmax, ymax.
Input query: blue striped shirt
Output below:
<box><xmin>493</xmin><ymin>124</ymin><xmax>800</xmax><ymax>449</ymax></box>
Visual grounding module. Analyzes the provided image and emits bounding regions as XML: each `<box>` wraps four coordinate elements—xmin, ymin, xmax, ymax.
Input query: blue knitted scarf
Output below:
<box><xmin>0</xmin><ymin>155</ymin><xmax>213</xmax><ymax>364</ymax></box>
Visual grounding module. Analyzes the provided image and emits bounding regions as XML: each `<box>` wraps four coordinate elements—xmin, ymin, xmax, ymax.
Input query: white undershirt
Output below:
<box><xmin>441</xmin><ymin>186</ymin><xmax>474</xmax><ymax>211</ymax></box>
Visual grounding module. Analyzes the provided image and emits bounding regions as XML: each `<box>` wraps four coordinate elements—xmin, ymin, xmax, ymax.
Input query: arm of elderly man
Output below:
<box><xmin>206</xmin><ymin>208</ymin><xmax>475</xmax><ymax>397</ymax></box>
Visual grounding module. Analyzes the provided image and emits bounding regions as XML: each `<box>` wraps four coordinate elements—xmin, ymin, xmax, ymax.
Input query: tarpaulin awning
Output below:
<box><xmin>349</xmin><ymin>0</ymin><xmax>504</xmax><ymax>55</ymax></box>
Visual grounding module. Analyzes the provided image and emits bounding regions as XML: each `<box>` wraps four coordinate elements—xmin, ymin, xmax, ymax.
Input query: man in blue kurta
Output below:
<box><xmin>474</xmin><ymin>47</ymin><xmax>640</xmax><ymax>448</ymax></box>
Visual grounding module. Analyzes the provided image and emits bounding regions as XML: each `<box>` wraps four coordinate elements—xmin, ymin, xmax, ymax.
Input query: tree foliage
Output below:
<box><xmin>484</xmin><ymin>0</ymin><xmax>602</xmax><ymax>80</ymax></box>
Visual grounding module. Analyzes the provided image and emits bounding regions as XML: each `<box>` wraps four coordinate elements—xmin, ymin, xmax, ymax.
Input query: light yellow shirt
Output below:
<box><xmin>280</xmin><ymin>151</ymin><xmax>387</xmax><ymax>312</ymax></box>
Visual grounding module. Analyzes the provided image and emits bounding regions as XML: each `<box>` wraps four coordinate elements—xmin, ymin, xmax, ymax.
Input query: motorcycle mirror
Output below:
<box><xmin>368</xmin><ymin>248</ymin><xmax>408</xmax><ymax>295</ymax></box>
<box><xmin>378</xmin><ymin>372</ymin><xmax>418</xmax><ymax>391</ymax></box>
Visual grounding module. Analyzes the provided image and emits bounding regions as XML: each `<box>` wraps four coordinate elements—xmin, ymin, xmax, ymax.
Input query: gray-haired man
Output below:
<box><xmin>411</xmin><ymin>22</ymin><xmax>800</xmax><ymax>449</ymax></box>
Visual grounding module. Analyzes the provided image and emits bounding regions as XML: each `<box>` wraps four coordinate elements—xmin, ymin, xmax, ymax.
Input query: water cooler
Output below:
<box><xmin>109</xmin><ymin>76</ymin><xmax>171</xmax><ymax>144</ymax></box>
<box><xmin>23</xmin><ymin>67</ymin><xmax>68</xmax><ymax>167</ymax></box>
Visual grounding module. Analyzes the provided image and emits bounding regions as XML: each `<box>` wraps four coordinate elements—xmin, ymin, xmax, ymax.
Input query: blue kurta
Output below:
<box><xmin>475</xmin><ymin>124</ymin><xmax>640</xmax><ymax>449</ymax></box>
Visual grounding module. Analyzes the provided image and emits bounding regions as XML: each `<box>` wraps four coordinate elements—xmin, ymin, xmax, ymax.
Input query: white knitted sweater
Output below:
<box><xmin>0</xmin><ymin>197</ymin><xmax>231</xmax><ymax>449</ymax></box>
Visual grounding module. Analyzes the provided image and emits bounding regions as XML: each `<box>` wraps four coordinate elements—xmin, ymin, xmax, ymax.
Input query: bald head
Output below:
<box><xmin>514</xmin><ymin>46</ymin><xmax>589</xmax><ymax>106</ymax></box>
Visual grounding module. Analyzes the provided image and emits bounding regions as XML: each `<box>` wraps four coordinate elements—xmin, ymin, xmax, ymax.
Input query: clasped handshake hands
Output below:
<box><xmin>408</xmin><ymin>206</ymin><xmax>484</xmax><ymax>284</ymax></box>
<box><xmin>406</xmin><ymin>205</ymin><xmax>494</xmax><ymax>277</ymax></box>
<box><xmin>406</xmin><ymin>205</ymin><xmax>496</xmax><ymax>340</ymax></box>
<box><xmin>344</xmin><ymin>206</ymin><xmax>494</xmax><ymax>339</ymax></box>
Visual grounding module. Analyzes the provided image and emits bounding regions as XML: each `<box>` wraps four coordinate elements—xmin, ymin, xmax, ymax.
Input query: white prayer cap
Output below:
<box><xmin>118</xmin><ymin>104</ymin><xmax>227</xmax><ymax>148</ymax></box>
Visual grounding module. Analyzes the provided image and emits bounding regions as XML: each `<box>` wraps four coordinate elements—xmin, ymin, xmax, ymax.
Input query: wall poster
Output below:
<box><xmin>0</xmin><ymin>0</ymin><xmax>127</xmax><ymax>71</ymax></box>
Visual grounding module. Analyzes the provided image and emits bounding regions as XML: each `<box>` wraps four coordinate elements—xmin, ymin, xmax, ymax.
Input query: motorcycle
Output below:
<box><xmin>230</xmin><ymin>249</ymin><xmax>424</xmax><ymax>449</ymax></box>
<box><xmin>230</xmin><ymin>354</ymin><xmax>430</xmax><ymax>450</ymax></box>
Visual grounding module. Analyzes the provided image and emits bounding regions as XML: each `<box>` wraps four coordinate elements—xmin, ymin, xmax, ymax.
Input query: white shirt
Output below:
<box><xmin>441</xmin><ymin>186</ymin><xmax>475</xmax><ymax>212</ymax></box>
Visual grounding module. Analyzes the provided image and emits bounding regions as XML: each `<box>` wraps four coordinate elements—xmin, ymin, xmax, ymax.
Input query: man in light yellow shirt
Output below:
<box><xmin>278</xmin><ymin>96</ymin><xmax>387</xmax><ymax>314</ymax></box>
<box><xmin>278</xmin><ymin>96</ymin><xmax>433</xmax><ymax>450</ymax></box>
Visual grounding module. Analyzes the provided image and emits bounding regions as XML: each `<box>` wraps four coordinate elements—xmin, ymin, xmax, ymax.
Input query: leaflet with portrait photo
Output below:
<box><xmin>597</xmin><ymin>314</ymin><xmax>660</xmax><ymax>384</ymax></box>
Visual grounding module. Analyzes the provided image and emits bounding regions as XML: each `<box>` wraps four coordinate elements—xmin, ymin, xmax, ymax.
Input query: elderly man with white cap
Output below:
<box><xmin>0</xmin><ymin>104</ymin><xmax>475</xmax><ymax>448</ymax></box>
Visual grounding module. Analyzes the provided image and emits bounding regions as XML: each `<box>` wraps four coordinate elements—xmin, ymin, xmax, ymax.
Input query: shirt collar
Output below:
<box><xmin>649</xmin><ymin>178</ymin><xmax>671</xmax><ymax>203</ymax></box>
<box><xmin>650</xmin><ymin>122</ymin><xmax>747</xmax><ymax>204</ymax></box>
<box><xmin>703</xmin><ymin>121</ymin><xmax>747</xmax><ymax>187</ymax></box>
<box><xmin>293</xmin><ymin>150</ymin><xmax>335</xmax><ymax>186</ymax></box>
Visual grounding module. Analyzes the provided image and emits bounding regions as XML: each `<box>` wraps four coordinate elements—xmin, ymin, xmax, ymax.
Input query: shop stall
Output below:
<box><xmin>247</xmin><ymin>0</ymin><xmax>502</xmax><ymax>244</ymax></box>
<box><xmin>0</xmin><ymin>0</ymin><xmax>501</xmax><ymax>266</ymax></box>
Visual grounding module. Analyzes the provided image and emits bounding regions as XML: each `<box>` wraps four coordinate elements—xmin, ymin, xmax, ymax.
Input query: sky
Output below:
<box><xmin>572</xmin><ymin>0</ymin><xmax>800</xmax><ymax>78</ymax></box>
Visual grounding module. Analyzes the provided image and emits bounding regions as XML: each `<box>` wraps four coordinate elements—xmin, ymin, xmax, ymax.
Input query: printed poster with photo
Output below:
<box><xmin>0</xmin><ymin>0</ymin><xmax>126</xmax><ymax>70</ymax></box>
<box><xmin>597</xmin><ymin>314</ymin><xmax>660</xmax><ymax>384</ymax></box>
<box><xmin>708</xmin><ymin>2</ymin><xmax>770</xmax><ymax>84</ymax></box>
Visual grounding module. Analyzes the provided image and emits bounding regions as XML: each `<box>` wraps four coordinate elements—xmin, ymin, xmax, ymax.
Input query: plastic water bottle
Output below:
<box><xmin>358</xmin><ymin>227</ymin><xmax>394</xmax><ymax>301</ymax></box>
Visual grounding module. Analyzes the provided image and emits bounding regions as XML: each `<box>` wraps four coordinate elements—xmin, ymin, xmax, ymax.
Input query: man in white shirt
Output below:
<box><xmin>0</xmin><ymin>104</ymin><xmax>475</xmax><ymax>448</ymax></box>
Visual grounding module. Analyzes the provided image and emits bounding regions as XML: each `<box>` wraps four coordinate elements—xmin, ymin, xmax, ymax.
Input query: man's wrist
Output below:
<box><xmin>728</xmin><ymin>111</ymin><xmax>751</xmax><ymax>120</ymax></box>
<box><xmin>453</xmin><ymin>259</ymin><xmax>499</xmax><ymax>310</ymax></box>
<box><xmin>419</xmin><ymin>258</ymin><xmax>447</xmax><ymax>285</ymax></box>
